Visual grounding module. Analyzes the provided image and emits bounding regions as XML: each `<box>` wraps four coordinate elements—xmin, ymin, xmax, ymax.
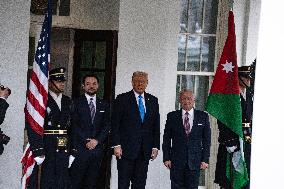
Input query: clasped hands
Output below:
<box><xmin>86</xmin><ymin>138</ymin><xmax>98</xmax><ymax>150</ymax></box>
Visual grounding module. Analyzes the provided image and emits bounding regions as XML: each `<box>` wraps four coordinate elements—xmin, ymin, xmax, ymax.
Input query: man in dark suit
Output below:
<box><xmin>27</xmin><ymin>67</ymin><xmax>73</xmax><ymax>189</ymax></box>
<box><xmin>214</xmin><ymin>66</ymin><xmax>253</xmax><ymax>189</ymax></box>
<box><xmin>0</xmin><ymin>85</ymin><xmax>10</xmax><ymax>155</ymax></box>
<box><xmin>70</xmin><ymin>74</ymin><xmax>111</xmax><ymax>189</ymax></box>
<box><xmin>112</xmin><ymin>71</ymin><xmax>160</xmax><ymax>189</ymax></box>
<box><xmin>162</xmin><ymin>90</ymin><xmax>211</xmax><ymax>189</ymax></box>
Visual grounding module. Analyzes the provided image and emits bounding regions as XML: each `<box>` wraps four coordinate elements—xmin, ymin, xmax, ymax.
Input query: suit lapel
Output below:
<box><xmin>177</xmin><ymin>110</ymin><xmax>187</xmax><ymax>138</ymax></box>
<box><xmin>143</xmin><ymin>93</ymin><xmax>151</xmax><ymax>123</ymax></box>
<box><xmin>129</xmin><ymin>91</ymin><xmax>142</xmax><ymax>122</ymax></box>
<box><xmin>81</xmin><ymin>96</ymin><xmax>93</xmax><ymax>123</ymax></box>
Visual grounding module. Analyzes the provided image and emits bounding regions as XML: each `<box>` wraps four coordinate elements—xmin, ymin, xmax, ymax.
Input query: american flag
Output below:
<box><xmin>21</xmin><ymin>1</ymin><xmax>52</xmax><ymax>188</ymax></box>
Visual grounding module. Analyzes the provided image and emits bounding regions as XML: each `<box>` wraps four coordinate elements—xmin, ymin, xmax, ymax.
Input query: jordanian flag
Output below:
<box><xmin>205</xmin><ymin>11</ymin><xmax>248</xmax><ymax>188</ymax></box>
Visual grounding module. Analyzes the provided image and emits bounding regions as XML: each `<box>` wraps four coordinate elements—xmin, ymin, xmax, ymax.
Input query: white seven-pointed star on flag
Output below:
<box><xmin>222</xmin><ymin>60</ymin><xmax>235</xmax><ymax>73</ymax></box>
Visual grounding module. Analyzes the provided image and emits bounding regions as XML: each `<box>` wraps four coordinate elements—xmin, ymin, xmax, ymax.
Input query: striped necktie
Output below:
<box><xmin>89</xmin><ymin>98</ymin><xmax>96</xmax><ymax>123</ymax></box>
<box><xmin>184</xmin><ymin>112</ymin><xmax>191</xmax><ymax>135</ymax></box>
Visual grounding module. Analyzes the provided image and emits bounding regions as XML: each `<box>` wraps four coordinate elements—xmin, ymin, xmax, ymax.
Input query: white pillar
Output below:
<box><xmin>0</xmin><ymin>0</ymin><xmax>31</xmax><ymax>188</ymax></box>
<box><xmin>111</xmin><ymin>0</ymin><xmax>180</xmax><ymax>188</ymax></box>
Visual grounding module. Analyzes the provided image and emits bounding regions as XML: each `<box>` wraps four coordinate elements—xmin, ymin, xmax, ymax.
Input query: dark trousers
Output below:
<box><xmin>170</xmin><ymin>164</ymin><xmax>200</xmax><ymax>189</ymax></box>
<box><xmin>27</xmin><ymin>152</ymin><xmax>71</xmax><ymax>189</ymax></box>
<box><xmin>117</xmin><ymin>152</ymin><xmax>149</xmax><ymax>189</ymax></box>
<box><xmin>70</xmin><ymin>149</ymin><xmax>103</xmax><ymax>189</ymax></box>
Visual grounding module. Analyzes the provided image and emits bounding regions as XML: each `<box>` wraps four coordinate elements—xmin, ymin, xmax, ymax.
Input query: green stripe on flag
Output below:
<box><xmin>205</xmin><ymin>93</ymin><xmax>243</xmax><ymax>138</ymax></box>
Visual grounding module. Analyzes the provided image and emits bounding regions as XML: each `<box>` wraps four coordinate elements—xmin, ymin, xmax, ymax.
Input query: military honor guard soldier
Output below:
<box><xmin>27</xmin><ymin>67</ymin><xmax>73</xmax><ymax>189</ymax></box>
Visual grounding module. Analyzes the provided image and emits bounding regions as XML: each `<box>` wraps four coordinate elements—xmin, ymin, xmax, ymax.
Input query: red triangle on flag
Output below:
<box><xmin>210</xmin><ymin>11</ymin><xmax>240</xmax><ymax>95</ymax></box>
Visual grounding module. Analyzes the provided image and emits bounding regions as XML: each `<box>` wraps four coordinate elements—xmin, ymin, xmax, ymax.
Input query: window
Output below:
<box><xmin>176</xmin><ymin>0</ymin><xmax>218</xmax><ymax>111</ymax></box>
<box><xmin>31</xmin><ymin>0</ymin><xmax>70</xmax><ymax>16</ymax></box>
<box><xmin>176</xmin><ymin>0</ymin><xmax>219</xmax><ymax>186</ymax></box>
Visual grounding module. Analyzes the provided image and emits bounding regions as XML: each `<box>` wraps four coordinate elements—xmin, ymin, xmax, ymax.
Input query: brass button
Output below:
<box><xmin>57</xmin><ymin>124</ymin><xmax>61</xmax><ymax>128</ymax></box>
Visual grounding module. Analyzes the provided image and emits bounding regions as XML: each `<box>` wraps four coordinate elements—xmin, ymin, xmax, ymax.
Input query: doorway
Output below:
<box><xmin>72</xmin><ymin>29</ymin><xmax>118</xmax><ymax>189</ymax></box>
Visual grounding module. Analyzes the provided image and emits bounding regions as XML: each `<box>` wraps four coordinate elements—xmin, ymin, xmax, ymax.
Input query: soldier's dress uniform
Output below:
<box><xmin>27</xmin><ymin>67</ymin><xmax>73</xmax><ymax>189</ymax></box>
<box><xmin>214</xmin><ymin>66</ymin><xmax>253</xmax><ymax>189</ymax></box>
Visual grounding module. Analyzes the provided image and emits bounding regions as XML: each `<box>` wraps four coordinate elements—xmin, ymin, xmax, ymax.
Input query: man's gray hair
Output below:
<box><xmin>179</xmin><ymin>89</ymin><xmax>194</xmax><ymax>97</ymax></box>
<box><xmin>132</xmin><ymin>71</ymin><xmax>148</xmax><ymax>80</ymax></box>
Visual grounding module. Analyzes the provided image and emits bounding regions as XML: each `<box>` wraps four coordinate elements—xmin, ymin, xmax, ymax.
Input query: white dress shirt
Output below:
<box><xmin>49</xmin><ymin>90</ymin><xmax>62</xmax><ymax>110</ymax></box>
<box><xmin>133</xmin><ymin>91</ymin><xmax>146</xmax><ymax>113</ymax></box>
<box><xmin>241</xmin><ymin>88</ymin><xmax>246</xmax><ymax>101</ymax></box>
<box><xmin>85</xmin><ymin>93</ymin><xmax>96</xmax><ymax>107</ymax></box>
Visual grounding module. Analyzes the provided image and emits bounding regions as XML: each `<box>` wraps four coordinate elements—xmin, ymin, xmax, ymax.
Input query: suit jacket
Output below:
<box><xmin>162</xmin><ymin>109</ymin><xmax>211</xmax><ymax>170</ymax></box>
<box><xmin>0</xmin><ymin>98</ymin><xmax>9</xmax><ymax>125</ymax></box>
<box><xmin>111</xmin><ymin>90</ymin><xmax>160</xmax><ymax>160</ymax></box>
<box><xmin>71</xmin><ymin>95</ymin><xmax>110</xmax><ymax>154</ymax></box>
<box><xmin>27</xmin><ymin>93</ymin><xmax>72</xmax><ymax>157</ymax></box>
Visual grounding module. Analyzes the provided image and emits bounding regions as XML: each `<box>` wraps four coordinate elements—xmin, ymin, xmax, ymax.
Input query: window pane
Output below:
<box><xmin>180</xmin><ymin>0</ymin><xmax>189</xmax><ymax>32</ymax></box>
<box><xmin>201</xmin><ymin>36</ymin><xmax>216</xmax><ymax>72</ymax></box>
<box><xmin>176</xmin><ymin>75</ymin><xmax>209</xmax><ymax>111</ymax></box>
<box><xmin>95</xmin><ymin>42</ymin><xmax>106</xmax><ymax>69</ymax></box>
<box><xmin>203</xmin><ymin>0</ymin><xmax>218</xmax><ymax>34</ymax></box>
<box><xmin>178</xmin><ymin>35</ymin><xmax>186</xmax><ymax>71</ymax></box>
<box><xmin>59</xmin><ymin>0</ymin><xmax>70</xmax><ymax>16</ymax></box>
<box><xmin>187</xmin><ymin>36</ymin><xmax>201</xmax><ymax>71</ymax></box>
<box><xmin>81</xmin><ymin>41</ymin><xmax>95</xmax><ymax>68</ymax></box>
<box><xmin>188</xmin><ymin>0</ymin><xmax>204</xmax><ymax>34</ymax></box>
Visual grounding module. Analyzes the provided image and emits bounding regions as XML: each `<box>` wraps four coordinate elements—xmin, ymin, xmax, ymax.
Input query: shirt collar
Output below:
<box><xmin>133</xmin><ymin>90</ymin><xmax>145</xmax><ymax>99</ymax></box>
<box><xmin>85</xmin><ymin>93</ymin><xmax>96</xmax><ymax>103</ymax></box>
<box><xmin>49</xmin><ymin>90</ymin><xmax>62</xmax><ymax>100</ymax></box>
<box><xmin>182</xmin><ymin>108</ymin><xmax>194</xmax><ymax>117</ymax></box>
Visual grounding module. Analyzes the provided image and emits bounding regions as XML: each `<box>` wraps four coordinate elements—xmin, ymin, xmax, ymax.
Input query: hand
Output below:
<box><xmin>200</xmin><ymin>162</ymin><xmax>208</xmax><ymax>170</ymax></box>
<box><xmin>0</xmin><ymin>87</ymin><xmax>10</xmax><ymax>99</ymax></box>
<box><xmin>86</xmin><ymin>139</ymin><xmax>98</xmax><ymax>150</ymax></box>
<box><xmin>164</xmin><ymin>160</ymin><xmax>172</xmax><ymax>169</ymax></box>
<box><xmin>68</xmin><ymin>155</ymin><xmax>75</xmax><ymax>168</ymax></box>
<box><xmin>114</xmin><ymin>146</ymin><xmax>122</xmax><ymax>159</ymax></box>
<box><xmin>34</xmin><ymin>155</ymin><xmax>45</xmax><ymax>165</ymax></box>
<box><xmin>151</xmin><ymin>148</ymin><xmax>158</xmax><ymax>161</ymax></box>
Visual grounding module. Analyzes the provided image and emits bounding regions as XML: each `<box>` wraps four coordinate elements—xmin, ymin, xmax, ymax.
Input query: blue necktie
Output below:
<box><xmin>138</xmin><ymin>95</ymin><xmax>145</xmax><ymax>122</ymax></box>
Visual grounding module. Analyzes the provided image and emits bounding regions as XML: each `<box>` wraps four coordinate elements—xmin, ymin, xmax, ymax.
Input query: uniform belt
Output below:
<box><xmin>242</xmin><ymin>123</ymin><xmax>251</xmax><ymax>128</ymax></box>
<box><xmin>44</xmin><ymin>130</ymin><xmax>67</xmax><ymax>135</ymax></box>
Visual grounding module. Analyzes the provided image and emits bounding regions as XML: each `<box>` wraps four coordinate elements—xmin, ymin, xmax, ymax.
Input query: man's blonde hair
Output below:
<box><xmin>132</xmin><ymin>71</ymin><xmax>148</xmax><ymax>81</ymax></box>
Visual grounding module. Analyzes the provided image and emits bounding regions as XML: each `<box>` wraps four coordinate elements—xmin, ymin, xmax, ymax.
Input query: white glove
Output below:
<box><xmin>68</xmin><ymin>155</ymin><xmax>75</xmax><ymax>168</ymax></box>
<box><xmin>34</xmin><ymin>156</ymin><xmax>45</xmax><ymax>165</ymax></box>
<box><xmin>226</xmin><ymin>146</ymin><xmax>237</xmax><ymax>153</ymax></box>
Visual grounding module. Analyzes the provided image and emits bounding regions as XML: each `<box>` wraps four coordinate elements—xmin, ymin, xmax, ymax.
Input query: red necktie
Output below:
<box><xmin>184</xmin><ymin>112</ymin><xmax>191</xmax><ymax>135</ymax></box>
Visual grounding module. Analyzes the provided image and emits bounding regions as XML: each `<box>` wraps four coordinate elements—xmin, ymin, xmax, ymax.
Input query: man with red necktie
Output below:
<box><xmin>162</xmin><ymin>89</ymin><xmax>211</xmax><ymax>189</ymax></box>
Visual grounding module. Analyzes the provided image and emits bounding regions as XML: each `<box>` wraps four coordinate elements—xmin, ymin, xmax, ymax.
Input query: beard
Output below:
<box><xmin>86</xmin><ymin>90</ymin><xmax>96</xmax><ymax>96</ymax></box>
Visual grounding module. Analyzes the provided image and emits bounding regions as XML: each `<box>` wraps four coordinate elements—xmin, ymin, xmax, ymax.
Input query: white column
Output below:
<box><xmin>111</xmin><ymin>0</ymin><xmax>180</xmax><ymax>188</ymax></box>
<box><xmin>0</xmin><ymin>0</ymin><xmax>31</xmax><ymax>188</ymax></box>
<box><xmin>251</xmin><ymin>1</ymin><xmax>284</xmax><ymax>188</ymax></box>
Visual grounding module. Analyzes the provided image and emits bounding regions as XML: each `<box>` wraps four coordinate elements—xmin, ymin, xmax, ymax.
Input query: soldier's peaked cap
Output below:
<box><xmin>238</xmin><ymin>66</ymin><xmax>252</xmax><ymax>78</ymax></box>
<box><xmin>49</xmin><ymin>67</ymin><xmax>66</xmax><ymax>81</ymax></box>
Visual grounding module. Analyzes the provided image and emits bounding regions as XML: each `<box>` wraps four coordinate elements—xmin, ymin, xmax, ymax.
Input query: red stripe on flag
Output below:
<box><xmin>30</xmin><ymin>70</ymin><xmax>48</xmax><ymax>105</ymax></box>
<box><xmin>24</xmin><ymin>107</ymin><xmax>44</xmax><ymax>136</ymax></box>
<box><xmin>26</xmin><ymin>91</ymin><xmax>46</xmax><ymax>118</ymax></box>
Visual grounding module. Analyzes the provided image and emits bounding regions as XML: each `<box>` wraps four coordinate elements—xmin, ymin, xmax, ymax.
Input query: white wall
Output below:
<box><xmin>111</xmin><ymin>0</ymin><xmax>180</xmax><ymax>188</ymax></box>
<box><xmin>0</xmin><ymin>0</ymin><xmax>31</xmax><ymax>188</ymax></box>
<box><xmin>245</xmin><ymin>0</ymin><xmax>261</xmax><ymax>65</ymax></box>
<box><xmin>233</xmin><ymin>0</ymin><xmax>261</xmax><ymax>66</ymax></box>
<box><xmin>52</xmin><ymin>0</ymin><xmax>119</xmax><ymax>30</ymax></box>
<box><xmin>251</xmin><ymin>1</ymin><xmax>283</xmax><ymax>188</ymax></box>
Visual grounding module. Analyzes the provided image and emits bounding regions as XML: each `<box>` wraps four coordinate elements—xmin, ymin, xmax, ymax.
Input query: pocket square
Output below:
<box><xmin>197</xmin><ymin>123</ymin><xmax>203</xmax><ymax>126</ymax></box>
<box><xmin>99</xmin><ymin>110</ymin><xmax>105</xmax><ymax>112</ymax></box>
